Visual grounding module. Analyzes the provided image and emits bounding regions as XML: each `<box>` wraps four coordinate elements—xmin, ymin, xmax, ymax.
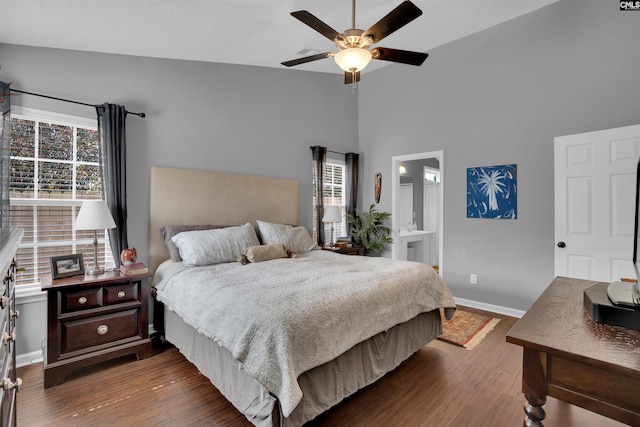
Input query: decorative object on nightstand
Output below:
<box><xmin>75</xmin><ymin>200</ymin><xmax>116</xmax><ymax>275</ymax></box>
<box><xmin>120</xmin><ymin>262</ymin><xmax>148</xmax><ymax>276</ymax></box>
<box><xmin>322</xmin><ymin>205</ymin><xmax>342</xmax><ymax>247</ymax></box>
<box><xmin>49</xmin><ymin>253</ymin><xmax>85</xmax><ymax>279</ymax></box>
<box><xmin>120</xmin><ymin>247</ymin><xmax>137</xmax><ymax>265</ymax></box>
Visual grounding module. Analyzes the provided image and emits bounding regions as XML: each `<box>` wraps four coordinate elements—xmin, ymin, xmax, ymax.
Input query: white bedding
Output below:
<box><xmin>154</xmin><ymin>250</ymin><xmax>455</xmax><ymax>417</ymax></box>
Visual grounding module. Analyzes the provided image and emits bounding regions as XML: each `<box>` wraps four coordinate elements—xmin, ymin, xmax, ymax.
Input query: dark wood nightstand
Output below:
<box><xmin>41</xmin><ymin>270</ymin><xmax>153</xmax><ymax>388</ymax></box>
<box><xmin>322</xmin><ymin>246</ymin><xmax>364</xmax><ymax>255</ymax></box>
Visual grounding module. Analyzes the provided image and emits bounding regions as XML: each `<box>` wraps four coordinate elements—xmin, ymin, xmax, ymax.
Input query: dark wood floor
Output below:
<box><xmin>17</xmin><ymin>307</ymin><xmax>626</xmax><ymax>427</ymax></box>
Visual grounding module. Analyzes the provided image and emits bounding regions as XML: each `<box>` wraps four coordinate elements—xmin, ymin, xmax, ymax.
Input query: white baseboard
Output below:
<box><xmin>17</xmin><ymin>350</ymin><xmax>43</xmax><ymax>368</ymax></box>
<box><xmin>454</xmin><ymin>297</ymin><xmax>526</xmax><ymax>318</ymax></box>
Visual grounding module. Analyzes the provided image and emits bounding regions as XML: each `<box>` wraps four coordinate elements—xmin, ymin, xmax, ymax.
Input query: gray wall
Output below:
<box><xmin>1</xmin><ymin>44</ymin><xmax>359</xmax><ymax>358</ymax></box>
<box><xmin>358</xmin><ymin>0</ymin><xmax>640</xmax><ymax>311</ymax></box>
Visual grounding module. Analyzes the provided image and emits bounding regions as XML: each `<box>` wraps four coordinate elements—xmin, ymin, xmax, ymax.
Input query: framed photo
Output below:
<box><xmin>50</xmin><ymin>254</ymin><xmax>85</xmax><ymax>279</ymax></box>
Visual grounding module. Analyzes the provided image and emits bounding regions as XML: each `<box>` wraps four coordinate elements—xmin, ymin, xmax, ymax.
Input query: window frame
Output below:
<box><xmin>10</xmin><ymin>107</ymin><xmax>112</xmax><ymax>299</ymax></box>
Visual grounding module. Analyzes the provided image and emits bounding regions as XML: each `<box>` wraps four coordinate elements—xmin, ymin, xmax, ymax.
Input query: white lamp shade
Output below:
<box><xmin>75</xmin><ymin>200</ymin><xmax>117</xmax><ymax>230</ymax></box>
<box><xmin>334</xmin><ymin>48</ymin><xmax>372</xmax><ymax>72</ymax></box>
<box><xmin>322</xmin><ymin>206</ymin><xmax>342</xmax><ymax>223</ymax></box>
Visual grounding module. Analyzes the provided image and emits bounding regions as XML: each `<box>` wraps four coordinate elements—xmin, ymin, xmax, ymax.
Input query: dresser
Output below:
<box><xmin>0</xmin><ymin>228</ymin><xmax>24</xmax><ymax>427</ymax></box>
<box><xmin>41</xmin><ymin>271</ymin><xmax>153</xmax><ymax>388</ymax></box>
<box><xmin>507</xmin><ymin>277</ymin><xmax>640</xmax><ymax>426</ymax></box>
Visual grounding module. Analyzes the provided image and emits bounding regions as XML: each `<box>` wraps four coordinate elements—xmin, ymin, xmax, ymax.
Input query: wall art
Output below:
<box><xmin>467</xmin><ymin>164</ymin><xmax>517</xmax><ymax>219</ymax></box>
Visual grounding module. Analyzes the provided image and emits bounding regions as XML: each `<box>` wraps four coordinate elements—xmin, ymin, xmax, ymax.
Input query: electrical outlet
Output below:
<box><xmin>470</xmin><ymin>274</ymin><xmax>477</xmax><ymax>284</ymax></box>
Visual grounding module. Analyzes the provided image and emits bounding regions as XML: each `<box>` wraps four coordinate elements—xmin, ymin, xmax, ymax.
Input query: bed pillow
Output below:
<box><xmin>256</xmin><ymin>220</ymin><xmax>318</xmax><ymax>253</ymax></box>
<box><xmin>161</xmin><ymin>224</ymin><xmax>230</xmax><ymax>262</ymax></box>
<box><xmin>236</xmin><ymin>243</ymin><xmax>296</xmax><ymax>264</ymax></box>
<box><xmin>171</xmin><ymin>223</ymin><xmax>260</xmax><ymax>265</ymax></box>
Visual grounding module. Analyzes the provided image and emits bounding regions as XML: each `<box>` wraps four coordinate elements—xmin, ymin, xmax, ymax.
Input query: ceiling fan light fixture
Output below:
<box><xmin>334</xmin><ymin>48</ymin><xmax>372</xmax><ymax>72</ymax></box>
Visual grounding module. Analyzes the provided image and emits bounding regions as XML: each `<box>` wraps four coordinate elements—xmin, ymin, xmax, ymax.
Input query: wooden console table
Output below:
<box><xmin>506</xmin><ymin>276</ymin><xmax>640</xmax><ymax>426</ymax></box>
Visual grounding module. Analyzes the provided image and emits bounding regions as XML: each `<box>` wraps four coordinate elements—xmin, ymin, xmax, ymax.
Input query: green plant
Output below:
<box><xmin>346</xmin><ymin>204</ymin><xmax>393</xmax><ymax>255</ymax></box>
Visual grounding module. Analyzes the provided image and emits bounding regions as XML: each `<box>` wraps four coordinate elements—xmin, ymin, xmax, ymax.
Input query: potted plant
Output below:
<box><xmin>346</xmin><ymin>204</ymin><xmax>393</xmax><ymax>255</ymax></box>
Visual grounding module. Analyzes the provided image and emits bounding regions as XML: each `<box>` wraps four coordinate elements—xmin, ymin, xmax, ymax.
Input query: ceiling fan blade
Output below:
<box><xmin>371</xmin><ymin>47</ymin><xmax>428</xmax><ymax>66</ymax></box>
<box><xmin>344</xmin><ymin>71</ymin><xmax>361</xmax><ymax>85</ymax></box>
<box><xmin>282</xmin><ymin>52</ymin><xmax>332</xmax><ymax>67</ymax></box>
<box><xmin>291</xmin><ymin>11</ymin><xmax>342</xmax><ymax>42</ymax></box>
<box><xmin>362</xmin><ymin>1</ymin><xmax>423</xmax><ymax>44</ymax></box>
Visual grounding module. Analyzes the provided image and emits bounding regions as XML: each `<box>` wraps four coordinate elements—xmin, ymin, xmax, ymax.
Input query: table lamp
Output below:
<box><xmin>322</xmin><ymin>205</ymin><xmax>342</xmax><ymax>248</ymax></box>
<box><xmin>75</xmin><ymin>200</ymin><xmax>116</xmax><ymax>275</ymax></box>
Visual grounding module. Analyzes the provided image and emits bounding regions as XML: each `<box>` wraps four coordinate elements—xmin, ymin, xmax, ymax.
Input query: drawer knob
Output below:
<box><xmin>97</xmin><ymin>324</ymin><xmax>109</xmax><ymax>335</ymax></box>
<box><xmin>1</xmin><ymin>377</ymin><xmax>22</xmax><ymax>391</ymax></box>
<box><xmin>117</xmin><ymin>291</ymin><xmax>126</xmax><ymax>298</ymax></box>
<box><xmin>78</xmin><ymin>296</ymin><xmax>88</xmax><ymax>305</ymax></box>
<box><xmin>2</xmin><ymin>332</ymin><xmax>15</xmax><ymax>344</ymax></box>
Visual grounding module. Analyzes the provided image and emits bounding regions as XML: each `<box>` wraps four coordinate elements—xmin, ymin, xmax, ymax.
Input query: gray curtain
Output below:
<box><xmin>345</xmin><ymin>152</ymin><xmax>359</xmax><ymax>235</ymax></box>
<box><xmin>311</xmin><ymin>146</ymin><xmax>327</xmax><ymax>247</ymax></box>
<box><xmin>96</xmin><ymin>103</ymin><xmax>128</xmax><ymax>266</ymax></box>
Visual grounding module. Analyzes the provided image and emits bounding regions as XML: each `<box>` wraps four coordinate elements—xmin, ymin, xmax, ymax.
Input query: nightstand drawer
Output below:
<box><xmin>103</xmin><ymin>282</ymin><xmax>138</xmax><ymax>305</ymax></box>
<box><xmin>61</xmin><ymin>309</ymin><xmax>140</xmax><ymax>354</ymax></box>
<box><xmin>62</xmin><ymin>288</ymin><xmax>102</xmax><ymax>312</ymax></box>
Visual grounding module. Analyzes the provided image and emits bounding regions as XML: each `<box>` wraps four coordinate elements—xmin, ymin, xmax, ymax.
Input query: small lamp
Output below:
<box><xmin>75</xmin><ymin>200</ymin><xmax>116</xmax><ymax>275</ymax></box>
<box><xmin>322</xmin><ymin>205</ymin><xmax>342</xmax><ymax>248</ymax></box>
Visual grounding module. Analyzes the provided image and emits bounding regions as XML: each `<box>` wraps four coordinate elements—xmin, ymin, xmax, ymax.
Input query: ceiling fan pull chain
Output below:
<box><xmin>351</xmin><ymin>70</ymin><xmax>357</xmax><ymax>94</ymax></box>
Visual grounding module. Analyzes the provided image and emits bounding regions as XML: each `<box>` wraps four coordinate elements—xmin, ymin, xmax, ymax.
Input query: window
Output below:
<box><xmin>9</xmin><ymin>107</ymin><xmax>114</xmax><ymax>286</ymax></box>
<box><xmin>312</xmin><ymin>160</ymin><xmax>346</xmax><ymax>242</ymax></box>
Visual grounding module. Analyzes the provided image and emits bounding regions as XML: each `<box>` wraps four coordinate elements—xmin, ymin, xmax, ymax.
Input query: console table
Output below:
<box><xmin>506</xmin><ymin>276</ymin><xmax>640</xmax><ymax>426</ymax></box>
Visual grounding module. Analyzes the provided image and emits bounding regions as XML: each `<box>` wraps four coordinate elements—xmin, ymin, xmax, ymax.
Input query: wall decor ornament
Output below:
<box><xmin>374</xmin><ymin>172</ymin><xmax>382</xmax><ymax>203</ymax></box>
<box><xmin>467</xmin><ymin>164</ymin><xmax>517</xmax><ymax>219</ymax></box>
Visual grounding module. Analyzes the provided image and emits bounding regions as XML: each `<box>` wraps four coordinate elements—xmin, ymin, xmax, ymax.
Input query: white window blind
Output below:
<box><xmin>312</xmin><ymin>160</ymin><xmax>347</xmax><ymax>241</ymax></box>
<box><xmin>9</xmin><ymin>107</ymin><xmax>114</xmax><ymax>286</ymax></box>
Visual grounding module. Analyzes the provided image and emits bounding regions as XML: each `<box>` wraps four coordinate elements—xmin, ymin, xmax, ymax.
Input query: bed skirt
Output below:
<box><xmin>164</xmin><ymin>307</ymin><xmax>442</xmax><ymax>426</ymax></box>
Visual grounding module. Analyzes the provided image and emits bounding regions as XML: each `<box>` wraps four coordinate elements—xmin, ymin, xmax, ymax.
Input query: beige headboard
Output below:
<box><xmin>149</xmin><ymin>166</ymin><xmax>299</xmax><ymax>274</ymax></box>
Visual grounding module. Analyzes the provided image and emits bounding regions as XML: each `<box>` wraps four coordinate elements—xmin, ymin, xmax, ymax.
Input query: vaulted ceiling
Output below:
<box><xmin>0</xmin><ymin>0</ymin><xmax>558</xmax><ymax>76</ymax></box>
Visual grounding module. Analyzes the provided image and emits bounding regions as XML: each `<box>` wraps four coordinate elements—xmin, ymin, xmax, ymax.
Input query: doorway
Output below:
<box><xmin>391</xmin><ymin>151</ymin><xmax>444</xmax><ymax>275</ymax></box>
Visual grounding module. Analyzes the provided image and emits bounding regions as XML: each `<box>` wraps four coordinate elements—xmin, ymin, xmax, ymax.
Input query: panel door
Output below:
<box><xmin>554</xmin><ymin>124</ymin><xmax>640</xmax><ymax>281</ymax></box>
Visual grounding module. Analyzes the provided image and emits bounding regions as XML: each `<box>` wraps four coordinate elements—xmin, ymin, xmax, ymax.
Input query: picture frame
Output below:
<box><xmin>50</xmin><ymin>253</ymin><xmax>85</xmax><ymax>279</ymax></box>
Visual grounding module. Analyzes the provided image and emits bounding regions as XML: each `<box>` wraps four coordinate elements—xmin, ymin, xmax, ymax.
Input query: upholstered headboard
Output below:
<box><xmin>149</xmin><ymin>166</ymin><xmax>300</xmax><ymax>274</ymax></box>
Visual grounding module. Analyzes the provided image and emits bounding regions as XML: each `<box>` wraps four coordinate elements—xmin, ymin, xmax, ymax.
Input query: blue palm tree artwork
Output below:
<box><xmin>467</xmin><ymin>164</ymin><xmax>517</xmax><ymax>219</ymax></box>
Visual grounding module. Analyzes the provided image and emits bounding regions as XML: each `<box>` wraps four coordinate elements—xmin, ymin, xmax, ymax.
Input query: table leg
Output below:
<box><xmin>521</xmin><ymin>348</ymin><xmax>547</xmax><ymax>427</ymax></box>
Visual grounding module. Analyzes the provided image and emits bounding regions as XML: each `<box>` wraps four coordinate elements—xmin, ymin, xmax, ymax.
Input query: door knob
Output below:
<box><xmin>557</xmin><ymin>241</ymin><xmax>566</xmax><ymax>248</ymax></box>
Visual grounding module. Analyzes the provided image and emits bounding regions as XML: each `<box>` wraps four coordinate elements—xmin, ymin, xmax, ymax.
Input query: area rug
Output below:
<box><xmin>438</xmin><ymin>309</ymin><xmax>500</xmax><ymax>350</ymax></box>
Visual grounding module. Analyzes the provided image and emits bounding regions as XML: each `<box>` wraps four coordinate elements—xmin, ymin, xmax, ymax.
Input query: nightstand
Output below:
<box><xmin>322</xmin><ymin>246</ymin><xmax>364</xmax><ymax>255</ymax></box>
<box><xmin>41</xmin><ymin>270</ymin><xmax>153</xmax><ymax>388</ymax></box>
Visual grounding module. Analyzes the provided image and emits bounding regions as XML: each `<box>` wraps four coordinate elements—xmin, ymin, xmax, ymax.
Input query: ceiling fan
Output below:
<box><xmin>281</xmin><ymin>0</ymin><xmax>428</xmax><ymax>84</ymax></box>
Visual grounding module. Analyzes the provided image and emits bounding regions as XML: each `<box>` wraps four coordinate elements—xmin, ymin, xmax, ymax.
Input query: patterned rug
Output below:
<box><xmin>438</xmin><ymin>309</ymin><xmax>500</xmax><ymax>350</ymax></box>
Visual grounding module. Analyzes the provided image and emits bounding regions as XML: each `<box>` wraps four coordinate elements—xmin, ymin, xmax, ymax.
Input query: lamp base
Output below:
<box><xmin>85</xmin><ymin>267</ymin><xmax>105</xmax><ymax>275</ymax></box>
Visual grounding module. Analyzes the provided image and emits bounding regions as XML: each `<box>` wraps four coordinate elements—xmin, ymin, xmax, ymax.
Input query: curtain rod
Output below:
<box><xmin>309</xmin><ymin>146</ymin><xmax>347</xmax><ymax>156</ymax></box>
<box><xmin>11</xmin><ymin>88</ymin><xmax>146</xmax><ymax>118</ymax></box>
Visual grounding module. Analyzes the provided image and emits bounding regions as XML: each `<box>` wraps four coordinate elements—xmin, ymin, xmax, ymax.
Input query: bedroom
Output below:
<box><xmin>1</xmin><ymin>0</ymin><xmax>639</xmax><ymax>425</ymax></box>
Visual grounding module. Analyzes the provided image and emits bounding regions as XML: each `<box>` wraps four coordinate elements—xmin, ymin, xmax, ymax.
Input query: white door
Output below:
<box><xmin>554</xmin><ymin>124</ymin><xmax>640</xmax><ymax>281</ymax></box>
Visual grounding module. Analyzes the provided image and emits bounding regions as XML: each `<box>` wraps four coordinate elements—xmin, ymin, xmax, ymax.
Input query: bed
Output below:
<box><xmin>149</xmin><ymin>166</ymin><xmax>456</xmax><ymax>427</ymax></box>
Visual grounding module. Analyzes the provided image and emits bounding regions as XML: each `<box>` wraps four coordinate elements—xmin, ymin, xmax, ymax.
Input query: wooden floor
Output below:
<box><xmin>17</xmin><ymin>307</ymin><xmax>626</xmax><ymax>427</ymax></box>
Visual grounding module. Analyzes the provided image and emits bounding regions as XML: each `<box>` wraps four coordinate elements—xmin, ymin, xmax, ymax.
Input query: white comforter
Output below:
<box><xmin>153</xmin><ymin>250</ymin><xmax>455</xmax><ymax>417</ymax></box>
